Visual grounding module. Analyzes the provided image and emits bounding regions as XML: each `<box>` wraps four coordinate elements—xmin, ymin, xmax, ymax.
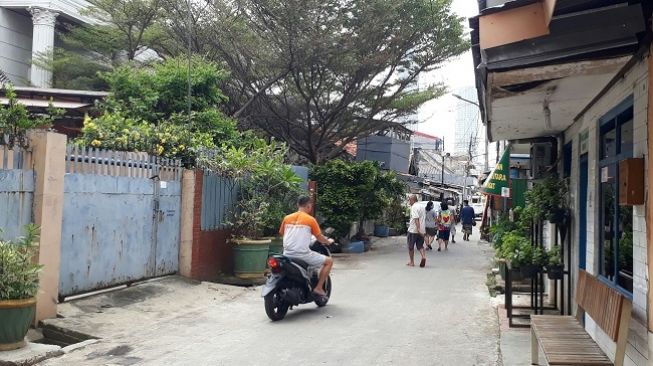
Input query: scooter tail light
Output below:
<box><xmin>267</xmin><ymin>257</ymin><xmax>281</xmax><ymax>273</ymax></box>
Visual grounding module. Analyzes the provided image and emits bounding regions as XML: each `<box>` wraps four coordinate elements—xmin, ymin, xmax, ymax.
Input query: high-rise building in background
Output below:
<box><xmin>453</xmin><ymin>86</ymin><xmax>481</xmax><ymax>159</ymax></box>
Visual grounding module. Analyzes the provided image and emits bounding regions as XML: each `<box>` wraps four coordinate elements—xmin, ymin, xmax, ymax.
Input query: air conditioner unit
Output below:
<box><xmin>530</xmin><ymin>143</ymin><xmax>553</xmax><ymax>179</ymax></box>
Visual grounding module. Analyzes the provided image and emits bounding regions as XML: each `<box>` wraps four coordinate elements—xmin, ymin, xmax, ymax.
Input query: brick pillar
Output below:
<box><xmin>191</xmin><ymin>170</ymin><xmax>204</xmax><ymax>278</ymax></box>
<box><xmin>28</xmin><ymin>130</ymin><xmax>66</xmax><ymax>322</ymax></box>
<box><xmin>179</xmin><ymin>169</ymin><xmax>196</xmax><ymax>277</ymax></box>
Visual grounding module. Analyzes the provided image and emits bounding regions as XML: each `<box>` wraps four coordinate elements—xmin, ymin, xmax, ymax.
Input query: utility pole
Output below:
<box><xmin>484</xmin><ymin>133</ymin><xmax>489</xmax><ymax>172</ymax></box>
<box><xmin>452</xmin><ymin>93</ymin><xmax>488</xmax><ymax>172</ymax></box>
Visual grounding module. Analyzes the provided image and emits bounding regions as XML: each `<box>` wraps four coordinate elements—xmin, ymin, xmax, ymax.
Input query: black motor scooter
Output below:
<box><xmin>262</xmin><ymin>238</ymin><xmax>332</xmax><ymax>321</ymax></box>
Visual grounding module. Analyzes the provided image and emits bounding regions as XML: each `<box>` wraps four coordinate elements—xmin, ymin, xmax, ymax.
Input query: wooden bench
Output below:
<box><xmin>531</xmin><ymin>270</ymin><xmax>632</xmax><ymax>366</ymax></box>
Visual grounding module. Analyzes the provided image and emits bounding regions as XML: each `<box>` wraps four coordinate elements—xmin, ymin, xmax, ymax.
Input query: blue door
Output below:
<box><xmin>579</xmin><ymin>154</ymin><xmax>588</xmax><ymax>270</ymax></box>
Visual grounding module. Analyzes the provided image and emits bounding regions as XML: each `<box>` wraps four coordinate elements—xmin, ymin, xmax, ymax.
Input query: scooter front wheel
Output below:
<box><xmin>265</xmin><ymin>290</ymin><xmax>289</xmax><ymax>321</ymax></box>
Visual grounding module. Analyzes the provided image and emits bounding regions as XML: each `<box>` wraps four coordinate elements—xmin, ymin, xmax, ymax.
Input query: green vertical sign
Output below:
<box><xmin>482</xmin><ymin>146</ymin><xmax>511</xmax><ymax>196</ymax></box>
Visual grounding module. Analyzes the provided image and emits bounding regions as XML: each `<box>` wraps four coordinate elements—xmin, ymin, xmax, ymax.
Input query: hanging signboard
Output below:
<box><xmin>481</xmin><ymin>146</ymin><xmax>511</xmax><ymax>196</ymax></box>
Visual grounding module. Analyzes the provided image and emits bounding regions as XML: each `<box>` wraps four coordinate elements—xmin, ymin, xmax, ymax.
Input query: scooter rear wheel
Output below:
<box><xmin>264</xmin><ymin>290</ymin><xmax>289</xmax><ymax>321</ymax></box>
<box><xmin>315</xmin><ymin>276</ymin><xmax>332</xmax><ymax>307</ymax></box>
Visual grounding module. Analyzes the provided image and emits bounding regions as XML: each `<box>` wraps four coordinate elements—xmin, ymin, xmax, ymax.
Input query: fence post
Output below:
<box><xmin>179</xmin><ymin>169</ymin><xmax>196</xmax><ymax>277</ymax></box>
<box><xmin>27</xmin><ymin>130</ymin><xmax>66</xmax><ymax>322</ymax></box>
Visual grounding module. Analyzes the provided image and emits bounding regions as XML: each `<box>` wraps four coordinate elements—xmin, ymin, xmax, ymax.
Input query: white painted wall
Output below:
<box><xmin>0</xmin><ymin>7</ymin><xmax>32</xmax><ymax>85</ymax></box>
<box><xmin>564</xmin><ymin>58</ymin><xmax>649</xmax><ymax>366</ymax></box>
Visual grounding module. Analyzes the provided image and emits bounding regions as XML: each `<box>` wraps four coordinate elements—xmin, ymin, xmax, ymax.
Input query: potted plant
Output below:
<box><xmin>0</xmin><ymin>225</ymin><xmax>42</xmax><ymax>351</ymax></box>
<box><xmin>260</xmin><ymin>167</ymin><xmax>303</xmax><ymax>257</ymax></box>
<box><xmin>374</xmin><ymin>220</ymin><xmax>390</xmax><ymax>238</ymax></box>
<box><xmin>546</xmin><ymin>245</ymin><xmax>564</xmax><ymax>280</ymax></box>
<box><xmin>497</xmin><ymin>230</ymin><xmax>527</xmax><ymax>281</ymax></box>
<box><xmin>525</xmin><ymin>176</ymin><xmax>568</xmax><ymax>224</ymax></box>
<box><xmin>518</xmin><ymin>244</ymin><xmax>547</xmax><ymax>279</ymax></box>
<box><xmin>200</xmin><ymin>143</ymin><xmax>303</xmax><ymax>279</ymax></box>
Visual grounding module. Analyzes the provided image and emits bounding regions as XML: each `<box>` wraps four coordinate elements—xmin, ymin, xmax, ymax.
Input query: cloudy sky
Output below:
<box><xmin>417</xmin><ymin>0</ymin><xmax>480</xmax><ymax>151</ymax></box>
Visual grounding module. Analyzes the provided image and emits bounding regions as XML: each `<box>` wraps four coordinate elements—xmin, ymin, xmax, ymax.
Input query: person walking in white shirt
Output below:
<box><xmin>407</xmin><ymin>195</ymin><xmax>427</xmax><ymax>267</ymax></box>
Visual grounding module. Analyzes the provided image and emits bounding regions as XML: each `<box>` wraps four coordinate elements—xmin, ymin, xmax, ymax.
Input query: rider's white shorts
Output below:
<box><xmin>285</xmin><ymin>251</ymin><xmax>327</xmax><ymax>269</ymax></box>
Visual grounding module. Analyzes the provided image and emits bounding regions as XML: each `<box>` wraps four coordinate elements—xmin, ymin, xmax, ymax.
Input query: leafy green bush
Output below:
<box><xmin>547</xmin><ymin>246</ymin><xmax>562</xmax><ymax>266</ymax></box>
<box><xmin>310</xmin><ymin>160</ymin><xmax>406</xmax><ymax>238</ymax></box>
<box><xmin>199</xmin><ymin>142</ymin><xmax>303</xmax><ymax>239</ymax></box>
<box><xmin>489</xmin><ymin>215</ymin><xmax>521</xmax><ymax>251</ymax></box>
<box><xmin>524</xmin><ymin>176</ymin><xmax>568</xmax><ymax>222</ymax></box>
<box><xmin>497</xmin><ymin>231</ymin><xmax>528</xmax><ymax>261</ymax></box>
<box><xmin>0</xmin><ymin>225</ymin><xmax>42</xmax><ymax>301</ymax></box>
<box><xmin>384</xmin><ymin>198</ymin><xmax>408</xmax><ymax>234</ymax></box>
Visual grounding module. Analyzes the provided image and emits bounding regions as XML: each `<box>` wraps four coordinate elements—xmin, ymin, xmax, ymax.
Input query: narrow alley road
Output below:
<box><xmin>40</xmin><ymin>230</ymin><xmax>500</xmax><ymax>366</ymax></box>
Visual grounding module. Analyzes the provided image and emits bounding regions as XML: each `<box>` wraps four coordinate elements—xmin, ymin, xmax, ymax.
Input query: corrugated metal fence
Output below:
<box><xmin>0</xmin><ymin>145</ymin><xmax>34</xmax><ymax>241</ymax></box>
<box><xmin>200</xmin><ymin>172</ymin><xmax>239</xmax><ymax>230</ymax></box>
<box><xmin>200</xmin><ymin>165</ymin><xmax>309</xmax><ymax>231</ymax></box>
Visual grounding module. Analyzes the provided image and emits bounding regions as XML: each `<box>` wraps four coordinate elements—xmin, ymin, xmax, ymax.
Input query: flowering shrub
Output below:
<box><xmin>79</xmin><ymin>112</ymin><xmax>216</xmax><ymax>160</ymax></box>
<box><xmin>76</xmin><ymin>58</ymin><xmax>237</xmax><ymax>163</ymax></box>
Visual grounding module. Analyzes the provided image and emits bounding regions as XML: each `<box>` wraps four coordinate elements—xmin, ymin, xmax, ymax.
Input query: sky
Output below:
<box><xmin>416</xmin><ymin>0</ymin><xmax>480</xmax><ymax>152</ymax></box>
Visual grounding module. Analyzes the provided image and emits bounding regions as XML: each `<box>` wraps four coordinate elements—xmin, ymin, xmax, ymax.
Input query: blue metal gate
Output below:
<box><xmin>0</xmin><ymin>147</ymin><xmax>33</xmax><ymax>241</ymax></box>
<box><xmin>59</xmin><ymin>148</ymin><xmax>181</xmax><ymax>297</ymax></box>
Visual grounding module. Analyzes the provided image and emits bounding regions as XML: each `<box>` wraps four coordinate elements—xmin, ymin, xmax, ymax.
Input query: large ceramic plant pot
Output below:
<box><xmin>374</xmin><ymin>224</ymin><xmax>390</xmax><ymax>237</ymax></box>
<box><xmin>232</xmin><ymin>239</ymin><xmax>271</xmax><ymax>279</ymax></box>
<box><xmin>267</xmin><ymin>237</ymin><xmax>283</xmax><ymax>257</ymax></box>
<box><xmin>0</xmin><ymin>298</ymin><xmax>36</xmax><ymax>351</ymax></box>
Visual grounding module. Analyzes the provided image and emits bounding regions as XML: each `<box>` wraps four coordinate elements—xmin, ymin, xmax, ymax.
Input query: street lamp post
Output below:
<box><xmin>441</xmin><ymin>152</ymin><xmax>450</xmax><ymax>201</ymax></box>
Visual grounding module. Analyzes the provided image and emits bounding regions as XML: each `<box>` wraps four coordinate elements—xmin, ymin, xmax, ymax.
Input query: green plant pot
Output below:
<box><xmin>232</xmin><ymin>239</ymin><xmax>271</xmax><ymax>279</ymax></box>
<box><xmin>268</xmin><ymin>237</ymin><xmax>283</xmax><ymax>256</ymax></box>
<box><xmin>0</xmin><ymin>298</ymin><xmax>36</xmax><ymax>351</ymax></box>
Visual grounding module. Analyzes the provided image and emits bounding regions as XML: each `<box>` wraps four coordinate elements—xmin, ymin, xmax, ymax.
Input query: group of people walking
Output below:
<box><xmin>406</xmin><ymin>195</ymin><xmax>476</xmax><ymax>268</ymax></box>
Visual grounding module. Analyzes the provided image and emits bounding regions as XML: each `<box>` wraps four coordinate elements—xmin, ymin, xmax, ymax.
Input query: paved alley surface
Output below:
<box><xmin>39</xmin><ymin>230</ymin><xmax>500</xmax><ymax>366</ymax></box>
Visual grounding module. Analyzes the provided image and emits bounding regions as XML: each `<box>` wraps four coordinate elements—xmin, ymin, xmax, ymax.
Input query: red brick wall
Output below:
<box><xmin>188</xmin><ymin>170</ymin><xmax>233</xmax><ymax>281</ymax></box>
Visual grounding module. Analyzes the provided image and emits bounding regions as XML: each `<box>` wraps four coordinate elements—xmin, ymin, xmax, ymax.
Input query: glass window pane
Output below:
<box><xmin>617</xmin><ymin>206</ymin><xmax>633</xmax><ymax>292</ymax></box>
<box><xmin>600</xmin><ymin>165</ymin><xmax>616</xmax><ymax>281</ymax></box>
<box><xmin>601</xmin><ymin>128</ymin><xmax>617</xmax><ymax>159</ymax></box>
<box><xmin>620</xmin><ymin>118</ymin><xmax>633</xmax><ymax>155</ymax></box>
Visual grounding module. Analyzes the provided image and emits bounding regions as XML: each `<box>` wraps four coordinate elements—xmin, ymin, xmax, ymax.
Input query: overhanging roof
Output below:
<box><xmin>0</xmin><ymin>97</ymin><xmax>91</xmax><ymax>109</ymax></box>
<box><xmin>471</xmin><ymin>1</ymin><xmax>651</xmax><ymax>141</ymax></box>
<box><xmin>487</xmin><ymin>56</ymin><xmax>630</xmax><ymax>140</ymax></box>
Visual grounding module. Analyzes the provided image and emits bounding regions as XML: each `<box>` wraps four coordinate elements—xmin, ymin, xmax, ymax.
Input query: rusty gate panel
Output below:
<box><xmin>0</xmin><ymin>169</ymin><xmax>34</xmax><ymax>241</ymax></box>
<box><xmin>154</xmin><ymin>179</ymin><xmax>181</xmax><ymax>276</ymax></box>
<box><xmin>59</xmin><ymin>174</ymin><xmax>180</xmax><ymax>297</ymax></box>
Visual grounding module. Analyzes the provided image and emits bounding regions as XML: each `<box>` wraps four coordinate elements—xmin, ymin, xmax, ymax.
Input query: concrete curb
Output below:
<box><xmin>0</xmin><ymin>343</ymin><xmax>63</xmax><ymax>366</ymax></box>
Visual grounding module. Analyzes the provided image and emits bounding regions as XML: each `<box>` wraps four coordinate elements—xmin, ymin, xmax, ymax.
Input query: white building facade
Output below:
<box><xmin>0</xmin><ymin>0</ymin><xmax>92</xmax><ymax>87</ymax></box>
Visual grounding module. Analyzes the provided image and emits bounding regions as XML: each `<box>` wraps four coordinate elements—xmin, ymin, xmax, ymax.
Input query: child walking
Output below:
<box><xmin>436</xmin><ymin>202</ymin><xmax>453</xmax><ymax>251</ymax></box>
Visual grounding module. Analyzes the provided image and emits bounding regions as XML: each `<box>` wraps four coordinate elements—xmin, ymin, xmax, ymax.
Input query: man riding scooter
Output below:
<box><xmin>279</xmin><ymin>196</ymin><xmax>335</xmax><ymax>302</ymax></box>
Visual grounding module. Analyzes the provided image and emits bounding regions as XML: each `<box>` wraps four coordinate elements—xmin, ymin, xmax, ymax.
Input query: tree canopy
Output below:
<box><xmin>161</xmin><ymin>0</ymin><xmax>468</xmax><ymax>163</ymax></box>
<box><xmin>53</xmin><ymin>0</ymin><xmax>468</xmax><ymax>164</ymax></box>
